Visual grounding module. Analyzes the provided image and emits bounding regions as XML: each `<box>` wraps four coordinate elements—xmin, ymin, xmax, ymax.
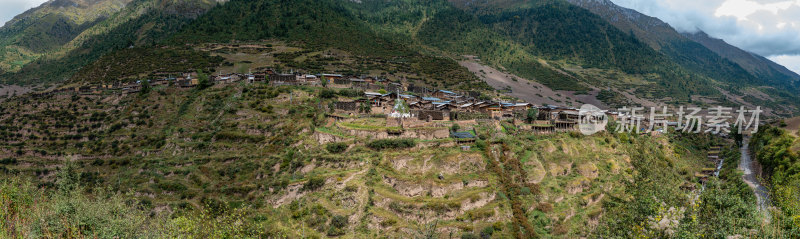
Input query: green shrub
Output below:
<box><xmin>337</xmin><ymin>89</ymin><xmax>363</xmax><ymax>97</ymax></box>
<box><xmin>451</xmin><ymin>123</ymin><xmax>461</xmax><ymax>132</ymax></box>
<box><xmin>327</xmin><ymin>215</ymin><xmax>348</xmax><ymax>236</ymax></box>
<box><xmin>480</xmin><ymin>226</ymin><xmax>494</xmax><ymax>239</ymax></box>
<box><xmin>215</xmin><ymin>131</ymin><xmax>265</xmax><ymax>143</ymax></box>
<box><xmin>304</xmin><ymin>177</ymin><xmax>325</xmax><ymax>191</ymax></box>
<box><xmin>330</xmin><ymin>215</ymin><xmax>348</xmax><ymax>229</ymax></box>
<box><xmin>1</xmin><ymin>177</ymin><xmax>167</xmax><ymax>238</ymax></box>
<box><xmin>320</xmin><ymin>89</ymin><xmax>336</xmax><ymax>99</ymax></box>
<box><xmin>475</xmin><ymin>139</ymin><xmax>487</xmax><ymax>150</ymax></box>
<box><xmin>0</xmin><ymin>158</ymin><xmax>17</xmax><ymax>165</ymax></box>
<box><xmin>157</xmin><ymin>181</ymin><xmax>187</xmax><ymax>192</ymax></box>
<box><xmin>325</xmin><ymin>142</ymin><xmax>348</xmax><ymax>153</ymax></box>
<box><xmin>461</xmin><ymin>232</ymin><xmax>479</xmax><ymax>239</ymax></box>
<box><xmin>367</xmin><ymin>139</ymin><xmax>416</xmax><ymax>150</ymax></box>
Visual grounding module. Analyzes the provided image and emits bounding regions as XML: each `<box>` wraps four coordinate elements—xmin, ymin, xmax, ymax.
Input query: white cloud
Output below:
<box><xmin>1</xmin><ymin>0</ymin><xmax>49</xmax><ymax>27</ymax></box>
<box><xmin>769</xmin><ymin>55</ymin><xmax>800</xmax><ymax>74</ymax></box>
<box><xmin>715</xmin><ymin>0</ymin><xmax>795</xmax><ymax>20</ymax></box>
<box><xmin>610</xmin><ymin>0</ymin><xmax>800</xmax><ymax>74</ymax></box>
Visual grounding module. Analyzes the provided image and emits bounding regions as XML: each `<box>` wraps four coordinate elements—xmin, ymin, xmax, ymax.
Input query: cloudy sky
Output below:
<box><xmin>1</xmin><ymin>0</ymin><xmax>798</xmax><ymax>74</ymax></box>
<box><xmin>0</xmin><ymin>0</ymin><xmax>48</xmax><ymax>27</ymax></box>
<box><xmin>610</xmin><ymin>0</ymin><xmax>800</xmax><ymax>74</ymax></box>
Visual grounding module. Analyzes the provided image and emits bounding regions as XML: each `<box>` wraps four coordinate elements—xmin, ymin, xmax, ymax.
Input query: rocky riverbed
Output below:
<box><xmin>739</xmin><ymin>137</ymin><xmax>771</xmax><ymax>221</ymax></box>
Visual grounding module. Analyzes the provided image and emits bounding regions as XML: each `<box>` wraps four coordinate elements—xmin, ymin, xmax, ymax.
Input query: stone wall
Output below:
<box><xmin>415</xmin><ymin>110</ymin><xmax>445</xmax><ymax>121</ymax></box>
<box><xmin>341</xmin><ymin>128</ymin><xmax>449</xmax><ymax>140</ymax></box>
<box><xmin>334</xmin><ymin>101</ymin><xmax>358</xmax><ymax>111</ymax></box>
<box><xmin>333</xmin><ymin>78</ymin><xmax>349</xmax><ymax>84</ymax></box>
<box><xmin>450</xmin><ymin>111</ymin><xmax>490</xmax><ymax>120</ymax></box>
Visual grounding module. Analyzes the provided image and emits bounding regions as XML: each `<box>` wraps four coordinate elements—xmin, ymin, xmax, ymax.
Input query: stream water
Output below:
<box><xmin>738</xmin><ymin>137</ymin><xmax>771</xmax><ymax>219</ymax></box>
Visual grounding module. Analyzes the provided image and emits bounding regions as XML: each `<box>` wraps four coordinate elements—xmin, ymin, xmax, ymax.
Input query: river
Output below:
<box><xmin>739</xmin><ymin>137</ymin><xmax>771</xmax><ymax>219</ymax></box>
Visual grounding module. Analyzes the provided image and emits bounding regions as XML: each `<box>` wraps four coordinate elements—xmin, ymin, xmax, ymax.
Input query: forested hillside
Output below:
<box><xmin>0</xmin><ymin>0</ymin><xmax>132</xmax><ymax>72</ymax></box>
<box><xmin>683</xmin><ymin>31</ymin><xmax>800</xmax><ymax>88</ymax></box>
<box><xmin>1</xmin><ymin>0</ymin><xmax>220</xmax><ymax>84</ymax></box>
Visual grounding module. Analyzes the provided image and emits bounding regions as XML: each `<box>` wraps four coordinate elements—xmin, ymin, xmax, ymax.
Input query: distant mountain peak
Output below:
<box><xmin>567</xmin><ymin>0</ymin><xmax>800</xmax><ymax>84</ymax></box>
<box><xmin>682</xmin><ymin>30</ymin><xmax>800</xmax><ymax>81</ymax></box>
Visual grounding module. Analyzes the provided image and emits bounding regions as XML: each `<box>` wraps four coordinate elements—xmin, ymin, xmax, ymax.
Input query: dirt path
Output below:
<box><xmin>739</xmin><ymin>137</ymin><xmax>771</xmax><ymax>221</ymax></box>
<box><xmin>340</xmin><ymin>167</ymin><xmax>369</xmax><ymax>229</ymax></box>
<box><xmin>338</xmin><ymin>167</ymin><xmax>367</xmax><ymax>189</ymax></box>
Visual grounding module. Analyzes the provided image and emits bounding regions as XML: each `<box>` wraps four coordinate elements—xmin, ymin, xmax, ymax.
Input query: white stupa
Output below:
<box><xmin>389</xmin><ymin>97</ymin><xmax>412</xmax><ymax>118</ymax></box>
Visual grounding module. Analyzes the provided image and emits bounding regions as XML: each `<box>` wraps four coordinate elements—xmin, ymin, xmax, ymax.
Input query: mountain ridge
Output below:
<box><xmin>683</xmin><ymin>31</ymin><xmax>800</xmax><ymax>82</ymax></box>
<box><xmin>567</xmin><ymin>0</ymin><xmax>800</xmax><ymax>87</ymax></box>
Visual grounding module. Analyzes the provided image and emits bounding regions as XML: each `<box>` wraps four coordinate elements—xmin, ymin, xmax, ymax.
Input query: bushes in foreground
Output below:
<box><xmin>0</xmin><ymin>175</ymin><xmax>295</xmax><ymax>238</ymax></box>
<box><xmin>367</xmin><ymin>138</ymin><xmax>416</xmax><ymax>150</ymax></box>
<box><xmin>1</xmin><ymin>177</ymin><xmax>165</xmax><ymax>238</ymax></box>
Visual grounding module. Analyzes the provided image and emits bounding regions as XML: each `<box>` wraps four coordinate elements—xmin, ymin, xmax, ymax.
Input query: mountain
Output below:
<box><xmin>68</xmin><ymin>0</ymin><xmax>489</xmax><ymax>91</ymax></box>
<box><xmin>683</xmin><ymin>31</ymin><xmax>800</xmax><ymax>84</ymax></box>
<box><xmin>0</xmin><ymin>0</ymin><xmax>132</xmax><ymax>72</ymax></box>
<box><xmin>566</xmin><ymin>0</ymin><xmax>800</xmax><ymax>95</ymax></box>
<box><xmin>1</xmin><ymin>0</ymin><xmax>799</xmax><ymax>113</ymax></box>
<box><xmin>0</xmin><ymin>0</ymin><xmax>222</xmax><ymax>84</ymax></box>
<box><xmin>345</xmin><ymin>0</ymin><xmax>725</xmax><ymax>104</ymax></box>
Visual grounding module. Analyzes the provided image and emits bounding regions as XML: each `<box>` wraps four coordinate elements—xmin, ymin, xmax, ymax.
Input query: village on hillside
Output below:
<box><xmin>25</xmin><ymin>69</ymin><xmax>745</xmax><ymax>144</ymax></box>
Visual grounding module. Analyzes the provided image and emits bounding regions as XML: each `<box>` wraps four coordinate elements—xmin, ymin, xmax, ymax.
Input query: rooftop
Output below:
<box><xmin>451</xmin><ymin>132</ymin><xmax>476</xmax><ymax>139</ymax></box>
<box><xmin>438</xmin><ymin>90</ymin><xmax>458</xmax><ymax>95</ymax></box>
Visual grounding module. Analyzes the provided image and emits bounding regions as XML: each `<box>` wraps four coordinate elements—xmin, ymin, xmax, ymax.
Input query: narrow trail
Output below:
<box><xmin>739</xmin><ymin>137</ymin><xmax>771</xmax><ymax>221</ymax></box>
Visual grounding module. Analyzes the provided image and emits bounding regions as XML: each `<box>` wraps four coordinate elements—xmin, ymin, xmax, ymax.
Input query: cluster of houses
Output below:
<box><xmin>333</xmin><ymin>87</ymin><xmax>608</xmax><ymax>132</ymax></box>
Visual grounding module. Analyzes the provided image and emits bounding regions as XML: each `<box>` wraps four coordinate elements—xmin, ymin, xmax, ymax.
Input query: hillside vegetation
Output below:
<box><xmin>0</xmin><ymin>0</ymin><xmax>132</xmax><ymax>72</ymax></box>
<box><xmin>1</xmin><ymin>0</ymin><xmax>220</xmax><ymax>84</ymax></box>
<box><xmin>0</xmin><ymin>82</ymin><xmax>792</xmax><ymax>237</ymax></box>
<box><xmin>751</xmin><ymin>125</ymin><xmax>800</xmax><ymax>234</ymax></box>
